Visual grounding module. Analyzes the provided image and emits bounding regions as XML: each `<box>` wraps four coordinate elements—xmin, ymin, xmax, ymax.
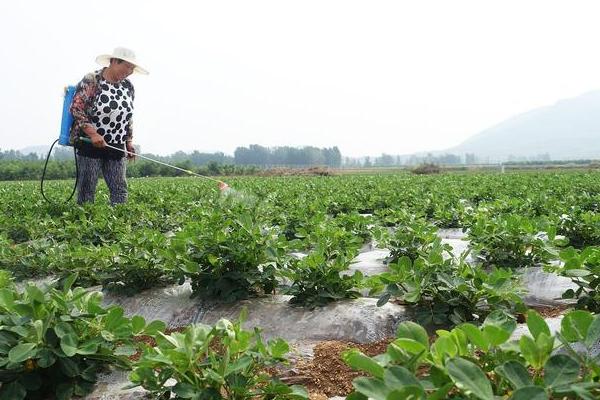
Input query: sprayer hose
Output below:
<box><xmin>40</xmin><ymin>139</ymin><xmax>79</xmax><ymax>204</ymax></box>
<box><xmin>41</xmin><ymin>139</ymin><xmax>226</xmax><ymax>204</ymax></box>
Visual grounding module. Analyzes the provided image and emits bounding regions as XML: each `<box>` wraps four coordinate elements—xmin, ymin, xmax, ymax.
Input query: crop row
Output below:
<box><xmin>1</xmin><ymin>272</ymin><xmax>600</xmax><ymax>399</ymax></box>
<box><xmin>1</xmin><ymin>173</ymin><xmax>600</xmax><ymax>317</ymax></box>
<box><xmin>2</xmin><ymin>172</ymin><xmax>600</xmax><ymax>398</ymax></box>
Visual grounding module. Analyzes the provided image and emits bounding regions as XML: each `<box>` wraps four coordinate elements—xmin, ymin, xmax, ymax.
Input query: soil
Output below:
<box><xmin>128</xmin><ymin>330</ymin><xmax>393</xmax><ymax>399</ymax></box>
<box><xmin>259</xmin><ymin>167</ymin><xmax>335</xmax><ymax>177</ymax></box>
<box><xmin>127</xmin><ymin>306</ymin><xmax>570</xmax><ymax>396</ymax></box>
<box><xmin>129</xmin><ymin>326</ymin><xmax>187</xmax><ymax>361</ymax></box>
<box><xmin>532</xmin><ymin>304</ymin><xmax>570</xmax><ymax>318</ymax></box>
<box><xmin>517</xmin><ymin>304</ymin><xmax>571</xmax><ymax>323</ymax></box>
<box><xmin>284</xmin><ymin>338</ymin><xmax>393</xmax><ymax>398</ymax></box>
<box><xmin>279</xmin><ymin>306</ymin><xmax>569</xmax><ymax>398</ymax></box>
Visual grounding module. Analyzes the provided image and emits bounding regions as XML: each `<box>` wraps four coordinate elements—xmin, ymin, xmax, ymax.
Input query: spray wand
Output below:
<box><xmin>79</xmin><ymin>137</ymin><xmax>230</xmax><ymax>191</ymax></box>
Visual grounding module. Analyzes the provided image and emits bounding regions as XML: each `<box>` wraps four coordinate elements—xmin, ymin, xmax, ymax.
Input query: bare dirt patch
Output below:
<box><xmin>517</xmin><ymin>304</ymin><xmax>571</xmax><ymax>323</ymax></box>
<box><xmin>259</xmin><ymin>167</ymin><xmax>335</xmax><ymax>176</ymax></box>
<box><xmin>283</xmin><ymin>339</ymin><xmax>393</xmax><ymax>398</ymax></box>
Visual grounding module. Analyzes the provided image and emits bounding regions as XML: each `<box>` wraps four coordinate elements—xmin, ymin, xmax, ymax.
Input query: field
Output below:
<box><xmin>2</xmin><ymin>171</ymin><xmax>600</xmax><ymax>398</ymax></box>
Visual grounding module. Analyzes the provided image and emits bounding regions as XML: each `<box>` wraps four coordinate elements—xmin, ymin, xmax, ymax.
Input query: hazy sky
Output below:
<box><xmin>2</xmin><ymin>1</ymin><xmax>600</xmax><ymax>157</ymax></box>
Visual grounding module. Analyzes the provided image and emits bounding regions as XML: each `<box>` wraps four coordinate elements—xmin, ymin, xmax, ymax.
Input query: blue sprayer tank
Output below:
<box><xmin>58</xmin><ymin>85</ymin><xmax>76</xmax><ymax>146</ymax></box>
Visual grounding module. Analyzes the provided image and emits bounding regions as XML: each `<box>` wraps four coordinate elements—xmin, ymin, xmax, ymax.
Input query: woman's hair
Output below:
<box><xmin>109</xmin><ymin>58</ymin><xmax>126</xmax><ymax>64</ymax></box>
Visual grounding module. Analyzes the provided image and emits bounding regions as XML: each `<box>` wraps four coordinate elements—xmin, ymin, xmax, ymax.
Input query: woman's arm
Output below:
<box><xmin>70</xmin><ymin>74</ymin><xmax>106</xmax><ymax>148</ymax></box>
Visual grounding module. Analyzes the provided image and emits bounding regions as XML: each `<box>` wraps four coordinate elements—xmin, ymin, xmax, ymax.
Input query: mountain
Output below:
<box><xmin>448</xmin><ymin>91</ymin><xmax>600</xmax><ymax>161</ymax></box>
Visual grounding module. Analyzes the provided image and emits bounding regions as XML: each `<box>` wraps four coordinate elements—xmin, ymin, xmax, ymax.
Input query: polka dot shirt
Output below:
<box><xmin>91</xmin><ymin>79</ymin><xmax>134</xmax><ymax>144</ymax></box>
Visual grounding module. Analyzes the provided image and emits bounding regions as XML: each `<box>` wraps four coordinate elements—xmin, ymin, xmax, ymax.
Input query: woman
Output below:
<box><xmin>69</xmin><ymin>47</ymin><xmax>148</xmax><ymax>204</ymax></box>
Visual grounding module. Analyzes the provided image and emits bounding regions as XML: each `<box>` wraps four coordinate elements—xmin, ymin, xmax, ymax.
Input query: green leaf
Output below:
<box><xmin>562</xmin><ymin>289</ymin><xmax>575</xmax><ymax>299</ymax></box>
<box><xmin>387</xmin><ymin>385</ymin><xmax>425</xmax><ymax>400</ymax></box>
<box><xmin>172</xmin><ymin>382</ymin><xmax>197</xmax><ymax>398</ymax></box>
<box><xmin>81</xmin><ymin>365</ymin><xmax>98</xmax><ymax>382</ymax></box>
<box><xmin>144</xmin><ymin>320</ymin><xmax>166</xmax><ymax>335</ymax></box>
<box><xmin>204</xmin><ymin>368</ymin><xmax>226</xmax><ymax>385</ymax></box>
<box><xmin>100</xmin><ymin>330</ymin><xmax>115</xmax><ymax>341</ymax></box>
<box><xmin>33</xmin><ymin>320</ymin><xmax>44</xmax><ymax>342</ymax></box>
<box><xmin>225</xmin><ymin>355</ymin><xmax>252</xmax><ymax>376</ymax></box>
<box><xmin>8</xmin><ymin>343</ymin><xmax>37</xmax><ymax>363</ymax></box>
<box><xmin>519</xmin><ymin>335</ymin><xmax>543</xmax><ymax>370</ymax></box>
<box><xmin>426</xmin><ymin>383</ymin><xmax>454</xmax><ymax>400</ymax></box>
<box><xmin>536</xmin><ymin>332</ymin><xmax>554</xmax><ymax>359</ymax></box>
<box><xmin>391</xmin><ymin>338</ymin><xmax>427</xmax><ymax>354</ymax></box>
<box><xmin>561</xmin><ymin>310</ymin><xmax>593</xmax><ymax>342</ymax></box>
<box><xmin>543</xmin><ymin>354</ymin><xmax>579</xmax><ymax>388</ymax></box>
<box><xmin>446</xmin><ymin>357</ymin><xmax>494</xmax><ymax>400</ymax></box>
<box><xmin>36</xmin><ymin>348</ymin><xmax>56</xmax><ymax>368</ymax></box>
<box><xmin>13</xmin><ymin>304</ymin><xmax>34</xmax><ymax>318</ymax></box>
<box><xmin>288</xmin><ymin>385</ymin><xmax>309</xmax><ymax>399</ymax></box>
<box><xmin>62</xmin><ymin>273</ymin><xmax>78</xmax><ymax>293</ymax></box>
<box><xmin>131</xmin><ymin>315</ymin><xmax>146</xmax><ymax>334</ymax></box>
<box><xmin>54</xmin><ymin>322</ymin><xmax>75</xmax><ymax>339</ymax></box>
<box><xmin>396</xmin><ymin>321</ymin><xmax>429</xmax><ymax>347</ymax></box>
<box><xmin>0</xmin><ymin>288</ymin><xmax>15</xmax><ymax>311</ymax></box>
<box><xmin>60</xmin><ymin>334</ymin><xmax>79</xmax><ymax>357</ymax></box>
<box><xmin>352</xmin><ymin>377</ymin><xmax>389</xmax><ymax>400</ymax></box>
<box><xmin>431</xmin><ymin>336</ymin><xmax>458</xmax><ymax>362</ymax></box>
<box><xmin>104</xmin><ymin>307</ymin><xmax>125</xmax><ymax>330</ymax></box>
<box><xmin>207</xmin><ymin>254</ymin><xmax>219</xmax><ymax>266</ymax></box>
<box><xmin>526</xmin><ymin>310</ymin><xmax>550</xmax><ymax>340</ymax></box>
<box><xmin>510</xmin><ymin>386</ymin><xmax>548</xmax><ymax>400</ymax></box>
<box><xmin>564</xmin><ymin>269</ymin><xmax>591</xmax><ymax>277</ymax></box>
<box><xmin>584</xmin><ymin>314</ymin><xmax>600</xmax><ymax>348</ymax></box>
<box><xmin>343</xmin><ymin>349</ymin><xmax>385</xmax><ymax>379</ymax></box>
<box><xmin>25</xmin><ymin>285</ymin><xmax>45</xmax><ymax>303</ymax></box>
<box><xmin>483</xmin><ymin>310</ymin><xmax>516</xmax><ymax>335</ymax></box>
<box><xmin>377</xmin><ymin>293</ymin><xmax>391</xmax><ymax>307</ymax></box>
<box><xmin>76</xmin><ymin>339</ymin><xmax>100</xmax><ymax>355</ymax></box>
<box><xmin>346</xmin><ymin>392</ymin><xmax>368</xmax><ymax>400</ymax></box>
<box><xmin>59</xmin><ymin>357</ymin><xmax>80</xmax><ymax>377</ymax></box>
<box><xmin>8</xmin><ymin>326</ymin><xmax>30</xmax><ymax>338</ymax></box>
<box><xmin>482</xmin><ymin>325</ymin><xmax>511</xmax><ymax>347</ymax></box>
<box><xmin>0</xmin><ymin>381</ymin><xmax>27</xmax><ymax>400</ymax></box>
<box><xmin>495</xmin><ymin>360</ymin><xmax>531</xmax><ymax>389</ymax></box>
<box><xmin>268</xmin><ymin>338</ymin><xmax>289</xmax><ymax>358</ymax></box>
<box><xmin>383</xmin><ymin>366</ymin><xmax>421</xmax><ymax>388</ymax></box>
<box><xmin>458</xmin><ymin>323</ymin><xmax>489</xmax><ymax>351</ymax></box>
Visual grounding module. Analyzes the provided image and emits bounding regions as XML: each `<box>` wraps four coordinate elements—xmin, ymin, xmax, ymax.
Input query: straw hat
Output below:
<box><xmin>95</xmin><ymin>47</ymin><xmax>149</xmax><ymax>75</ymax></box>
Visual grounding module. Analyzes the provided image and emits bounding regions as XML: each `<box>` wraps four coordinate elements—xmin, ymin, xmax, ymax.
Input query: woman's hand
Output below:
<box><xmin>90</xmin><ymin>133</ymin><xmax>107</xmax><ymax>148</ymax></box>
<box><xmin>126</xmin><ymin>142</ymin><xmax>136</xmax><ymax>160</ymax></box>
<box><xmin>83</xmin><ymin>125</ymin><xmax>107</xmax><ymax>148</ymax></box>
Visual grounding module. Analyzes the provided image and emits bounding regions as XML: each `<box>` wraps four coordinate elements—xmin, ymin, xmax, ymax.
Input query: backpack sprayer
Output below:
<box><xmin>41</xmin><ymin>86</ymin><xmax>229</xmax><ymax>204</ymax></box>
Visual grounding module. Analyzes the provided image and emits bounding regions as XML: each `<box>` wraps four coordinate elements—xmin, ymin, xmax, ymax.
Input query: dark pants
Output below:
<box><xmin>77</xmin><ymin>156</ymin><xmax>128</xmax><ymax>205</ymax></box>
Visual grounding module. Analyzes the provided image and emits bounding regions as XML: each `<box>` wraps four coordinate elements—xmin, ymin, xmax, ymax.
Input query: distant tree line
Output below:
<box><xmin>0</xmin><ymin>147</ymin><xmax>235</xmax><ymax>164</ymax></box>
<box><xmin>343</xmin><ymin>152</ymin><xmax>468</xmax><ymax>167</ymax></box>
<box><xmin>1</xmin><ymin>145</ymin><xmax>343</xmax><ymax>168</ymax></box>
<box><xmin>233</xmin><ymin>145</ymin><xmax>342</xmax><ymax>167</ymax></box>
<box><xmin>341</xmin><ymin>152</ymin><xmax>570</xmax><ymax>167</ymax></box>
<box><xmin>504</xmin><ymin>159</ymin><xmax>596</xmax><ymax>166</ymax></box>
<box><xmin>0</xmin><ymin>144</ymin><xmax>343</xmax><ymax>181</ymax></box>
<box><xmin>0</xmin><ymin>159</ymin><xmax>260</xmax><ymax>181</ymax></box>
